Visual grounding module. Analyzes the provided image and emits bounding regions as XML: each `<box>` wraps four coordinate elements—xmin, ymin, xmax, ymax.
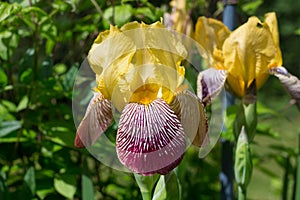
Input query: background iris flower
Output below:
<box><xmin>194</xmin><ymin>12</ymin><xmax>299</xmax><ymax>103</ymax></box>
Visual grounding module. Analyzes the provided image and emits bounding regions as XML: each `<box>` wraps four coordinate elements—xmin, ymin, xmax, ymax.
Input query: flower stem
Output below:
<box><xmin>141</xmin><ymin>192</ymin><xmax>152</xmax><ymax>200</ymax></box>
<box><xmin>238</xmin><ymin>186</ymin><xmax>246</xmax><ymax>200</ymax></box>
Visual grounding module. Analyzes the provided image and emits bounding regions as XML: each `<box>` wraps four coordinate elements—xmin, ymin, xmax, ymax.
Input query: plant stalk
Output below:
<box><xmin>238</xmin><ymin>186</ymin><xmax>246</xmax><ymax>200</ymax></box>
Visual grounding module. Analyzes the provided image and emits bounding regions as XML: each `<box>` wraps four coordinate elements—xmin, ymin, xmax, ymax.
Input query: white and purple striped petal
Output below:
<box><xmin>116</xmin><ymin>98</ymin><xmax>186</xmax><ymax>175</ymax></box>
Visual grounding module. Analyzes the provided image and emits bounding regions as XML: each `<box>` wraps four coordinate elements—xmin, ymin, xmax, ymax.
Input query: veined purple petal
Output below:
<box><xmin>197</xmin><ymin>68</ymin><xmax>227</xmax><ymax>106</ymax></box>
<box><xmin>75</xmin><ymin>92</ymin><xmax>113</xmax><ymax>148</ymax></box>
<box><xmin>116</xmin><ymin>98</ymin><xmax>186</xmax><ymax>175</ymax></box>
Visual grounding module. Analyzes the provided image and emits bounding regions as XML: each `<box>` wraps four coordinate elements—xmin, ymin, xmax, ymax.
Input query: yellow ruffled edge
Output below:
<box><xmin>88</xmin><ymin>21</ymin><xmax>188</xmax><ymax>108</ymax></box>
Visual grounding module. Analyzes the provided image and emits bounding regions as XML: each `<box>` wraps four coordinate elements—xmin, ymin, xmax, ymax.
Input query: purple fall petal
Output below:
<box><xmin>75</xmin><ymin>92</ymin><xmax>113</xmax><ymax>148</ymax></box>
<box><xmin>116</xmin><ymin>98</ymin><xmax>186</xmax><ymax>175</ymax></box>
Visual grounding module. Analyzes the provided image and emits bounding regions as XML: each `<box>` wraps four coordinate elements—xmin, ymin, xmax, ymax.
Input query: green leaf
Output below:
<box><xmin>0</xmin><ymin>171</ymin><xmax>7</xmax><ymax>200</ymax></box>
<box><xmin>20</xmin><ymin>68</ymin><xmax>33</xmax><ymax>83</ymax></box>
<box><xmin>36</xmin><ymin>178</ymin><xmax>55</xmax><ymax>200</ymax></box>
<box><xmin>135</xmin><ymin>7</ymin><xmax>157</xmax><ymax>21</ymax></box>
<box><xmin>62</xmin><ymin>65</ymin><xmax>78</xmax><ymax>92</ymax></box>
<box><xmin>234</xmin><ymin>127</ymin><xmax>252</xmax><ymax>189</ymax></box>
<box><xmin>103</xmin><ymin>4</ymin><xmax>133</xmax><ymax>28</ymax></box>
<box><xmin>82</xmin><ymin>174</ymin><xmax>94</xmax><ymax>200</ymax></box>
<box><xmin>241</xmin><ymin>0</ymin><xmax>263</xmax><ymax>15</ymax></box>
<box><xmin>153</xmin><ymin>171</ymin><xmax>181</xmax><ymax>200</ymax></box>
<box><xmin>54</xmin><ymin>63</ymin><xmax>67</xmax><ymax>75</ymax></box>
<box><xmin>134</xmin><ymin>173</ymin><xmax>159</xmax><ymax>200</ymax></box>
<box><xmin>0</xmin><ymin>120</ymin><xmax>21</xmax><ymax>137</ymax></box>
<box><xmin>23</xmin><ymin>167</ymin><xmax>36</xmax><ymax>196</ymax></box>
<box><xmin>0</xmin><ymin>30</ymin><xmax>19</xmax><ymax>60</ymax></box>
<box><xmin>16</xmin><ymin>95</ymin><xmax>29</xmax><ymax>112</ymax></box>
<box><xmin>0</xmin><ymin>2</ymin><xmax>22</xmax><ymax>22</ymax></box>
<box><xmin>54</xmin><ymin>174</ymin><xmax>76</xmax><ymax>199</ymax></box>
<box><xmin>0</xmin><ymin>69</ymin><xmax>7</xmax><ymax>88</ymax></box>
<box><xmin>1</xmin><ymin>100</ymin><xmax>17</xmax><ymax>113</ymax></box>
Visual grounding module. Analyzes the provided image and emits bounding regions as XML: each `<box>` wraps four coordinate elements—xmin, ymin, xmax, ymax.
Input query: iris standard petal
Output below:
<box><xmin>88</xmin><ymin>25</ymin><xmax>136</xmax><ymax>77</ymax></box>
<box><xmin>116</xmin><ymin>98</ymin><xmax>186</xmax><ymax>175</ymax></box>
<box><xmin>75</xmin><ymin>92</ymin><xmax>113</xmax><ymax>148</ymax></box>
<box><xmin>264</xmin><ymin>12</ymin><xmax>282</xmax><ymax>68</ymax></box>
<box><xmin>223</xmin><ymin>17</ymin><xmax>276</xmax><ymax>97</ymax></box>
<box><xmin>195</xmin><ymin>17</ymin><xmax>230</xmax><ymax>69</ymax></box>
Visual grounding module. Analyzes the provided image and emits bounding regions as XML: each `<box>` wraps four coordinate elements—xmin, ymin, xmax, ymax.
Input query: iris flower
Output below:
<box><xmin>74</xmin><ymin>21</ymin><xmax>208</xmax><ymax>175</ymax></box>
<box><xmin>195</xmin><ymin>12</ymin><xmax>288</xmax><ymax>102</ymax></box>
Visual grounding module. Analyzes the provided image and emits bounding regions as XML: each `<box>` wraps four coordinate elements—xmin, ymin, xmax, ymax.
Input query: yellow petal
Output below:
<box><xmin>264</xmin><ymin>12</ymin><xmax>282</xmax><ymax>68</ymax></box>
<box><xmin>195</xmin><ymin>17</ymin><xmax>230</xmax><ymax>69</ymax></box>
<box><xmin>119</xmin><ymin>21</ymin><xmax>187</xmax><ymax>106</ymax></box>
<box><xmin>89</xmin><ymin>21</ymin><xmax>187</xmax><ymax>110</ymax></box>
<box><xmin>223</xmin><ymin>16</ymin><xmax>276</xmax><ymax>97</ymax></box>
<box><xmin>88</xmin><ymin>25</ymin><xmax>136</xmax><ymax>75</ymax></box>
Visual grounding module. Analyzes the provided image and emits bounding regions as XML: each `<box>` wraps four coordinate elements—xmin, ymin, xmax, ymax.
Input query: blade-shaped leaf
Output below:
<box><xmin>23</xmin><ymin>167</ymin><xmax>36</xmax><ymax>196</ymax></box>
<box><xmin>0</xmin><ymin>120</ymin><xmax>21</xmax><ymax>137</ymax></box>
<box><xmin>82</xmin><ymin>174</ymin><xmax>94</xmax><ymax>200</ymax></box>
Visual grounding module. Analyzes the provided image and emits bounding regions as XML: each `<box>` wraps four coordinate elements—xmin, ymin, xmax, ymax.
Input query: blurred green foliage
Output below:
<box><xmin>0</xmin><ymin>0</ymin><xmax>299</xmax><ymax>199</ymax></box>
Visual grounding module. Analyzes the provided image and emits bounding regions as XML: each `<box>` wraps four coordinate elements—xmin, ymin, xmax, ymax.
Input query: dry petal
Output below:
<box><xmin>197</xmin><ymin>68</ymin><xmax>227</xmax><ymax>106</ymax></box>
<box><xmin>270</xmin><ymin>66</ymin><xmax>300</xmax><ymax>101</ymax></box>
<box><xmin>171</xmin><ymin>90</ymin><xmax>208</xmax><ymax>147</ymax></box>
<box><xmin>74</xmin><ymin>93</ymin><xmax>113</xmax><ymax>148</ymax></box>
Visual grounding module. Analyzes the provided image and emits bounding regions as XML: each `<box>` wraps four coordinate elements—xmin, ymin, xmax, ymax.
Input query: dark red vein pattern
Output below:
<box><xmin>116</xmin><ymin>98</ymin><xmax>186</xmax><ymax>175</ymax></box>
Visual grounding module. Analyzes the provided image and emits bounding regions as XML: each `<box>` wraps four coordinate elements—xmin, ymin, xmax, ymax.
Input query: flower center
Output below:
<box><xmin>129</xmin><ymin>83</ymin><xmax>174</xmax><ymax>105</ymax></box>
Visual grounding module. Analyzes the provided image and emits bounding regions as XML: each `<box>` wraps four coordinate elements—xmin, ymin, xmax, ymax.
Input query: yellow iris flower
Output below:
<box><xmin>195</xmin><ymin>12</ymin><xmax>282</xmax><ymax>98</ymax></box>
<box><xmin>89</xmin><ymin>21</ymin><xmax>186</xmax><ymax>110</ymax></box>
<box><xmin>75</xmin><ymin>21</ymin><xmax>208</xmax><ymax>175</ymax></box>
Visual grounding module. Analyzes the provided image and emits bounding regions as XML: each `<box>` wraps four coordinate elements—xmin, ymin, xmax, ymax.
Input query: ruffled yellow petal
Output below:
<box><xmin>223</xmin><ymin>17</ymin><xmax>276</xmax><ymax>97</ymax></box>
<box><xmin>195</xmin><ymin>17</ymin><xmax>230</xmax><ymax>69</ymax></box>
<box><xmin>88</xmin><ymin>25</ymin><xmax>136</xmax><ymax>75</ymax></box>
<box><xmin>89</xmin><ymin>21</ymin><xmax>187</xmax><ymax>111</ymax></box>
<box><xmin>264</xmin><ymin>12</ymin><xmax>282</xmax><ymax>68</ymax></box>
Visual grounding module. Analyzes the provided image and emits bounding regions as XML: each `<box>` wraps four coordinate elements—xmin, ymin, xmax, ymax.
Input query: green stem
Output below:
<box><xmin>141</xmin><ymin>192</ymin><xmax>152</xmax><ymax>200</ymax></box>
<box><xmin>238</xmin><ymin>185</ymin><xmax>246</xmax><ymax>200</ymax></box>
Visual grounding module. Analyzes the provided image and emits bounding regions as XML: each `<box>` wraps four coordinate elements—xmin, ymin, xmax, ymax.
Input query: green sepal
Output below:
<box><xmin>134</xmin><ymin>173</ymin><xmax>159</xmax><ymax>200</ymax></box>
<box><xmin>234</xmin><ymin>102</ymin><xmax>257</xmax><ymax>141</ymax></box>
<box><xmin>152</xmin><ymin>171</ymin><xmax>182</xmax><ymax>200</ymax></box>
